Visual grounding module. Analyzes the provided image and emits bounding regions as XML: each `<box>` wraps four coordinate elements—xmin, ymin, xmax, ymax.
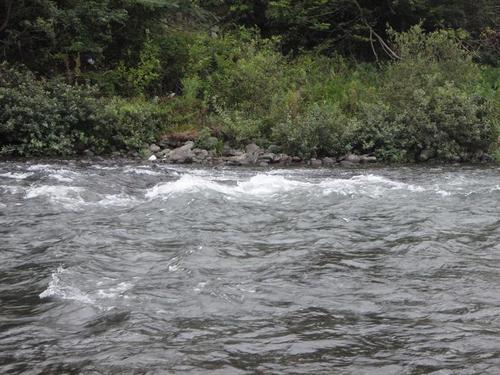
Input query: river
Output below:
<box><xmin>1</xmin><ymin>161</ymin><xmax>499</xmax><ymax>374</ymax></box>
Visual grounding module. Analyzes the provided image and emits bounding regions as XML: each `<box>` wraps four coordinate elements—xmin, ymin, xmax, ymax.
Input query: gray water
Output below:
<box><xmin>1</xmin><ymin>161</ymin><xmax>500</xmax><ymax>374</ymax></box>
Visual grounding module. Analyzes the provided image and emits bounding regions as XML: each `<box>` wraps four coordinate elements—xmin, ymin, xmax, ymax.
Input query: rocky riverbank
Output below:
<box><xmin>143</xmin><ymin>140</ymin><xmax>378</xmax><ymax>167</ymax></box>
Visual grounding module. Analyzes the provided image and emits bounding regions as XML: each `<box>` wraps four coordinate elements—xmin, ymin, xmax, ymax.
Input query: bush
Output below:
<box><xmin>0</xmin><ymin>64</ymin><xmax>172</xmax><ymax>156</ymax></box>
<box><xmin>0</xmin><ymin>64</ymin><xmax>110</xmax><ymax>156</ymax></box>
<box><xmin>351</xmin><ymin>26</ymin><xmax>497</xmax><ymax>162</ymax></box>
<box><xmin>273</xmin><ymin>103</ymin><xmax>353</xmax><ymax>158</ymax></box>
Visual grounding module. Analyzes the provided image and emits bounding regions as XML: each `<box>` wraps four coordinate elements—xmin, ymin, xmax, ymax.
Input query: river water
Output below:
<box><xmin>0</xmin><ymin>161</ymin><xmax>499</xmax><ymax>374</ymax></box>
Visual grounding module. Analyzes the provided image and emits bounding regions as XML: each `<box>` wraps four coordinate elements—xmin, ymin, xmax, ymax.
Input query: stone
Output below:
<box><xmin>193</xmin><ymin>148</ymin><xmax>209</xmax><ymax>163</ymax></box>
<box><xmin>343</xmin><ymin>153</ymin><xmax>362</xmax><ymax>163</ymax></box>
<box><xmin>169</xmin><ymin>141</ymin><xmax>195</xmax><ymax>164</ymax></box>
<box><xmin>259</xmin><ymin>161</ymin><xmax>269</xmax><ymax>167</ymax></box>
<box><xmin>259</xmin><ymin>153</ymin><xmax>276</xmax><ymax>162</ymax></box>
<box><xmin>148</xmin><ymin>154</ymin><xmax>157</xmax><ymax>161</ymax></box>
<box><xmin>310</xmin><ymin>158</ymin><xmax>322</xmax><ymax>167</ymax></box>
<box><xmin>340</xmin><ymin>160</ymin><xmax>356</xmax><ymax>167</ymax></box>
<box><xmin>224</xmin><ymin>154</ymin><xmax>251</xmax><ymax>166</ymax></box>
<box><xmin>278</xmin><ymin>154</ymin><xmax>292</xmax><ymax>165</ymax></box>
<box><xmin>291</xmin><ymin>156</ymin><xmax>302</xmax><ymax>163</ymax></box>
<box><xmin>222</xmin><ymin>144</ymin><xmax>243</xmax><ymax>157</ymax></box>
<box><xmin>418</xmin><ymin>149</ymin><xmax>435</xmax><ymax>162</ymax></box>
<box><xmin>149</xmin><ymin>143</ymin><xmax>161</xmax><ymax>153</ymax></box>
<box><xmin>266</xmin><ymin>144</ymin><xmax>282</xmax><ymax>154</ymax></box>
<box><xmin>322</xmin><ymin>157</ymin><xmax>335</xmax><ymax>166</ymax></box>
<box><xmin>83</xmin><ymin>149</ymin><xmax>94</xmax><ymax>157</ymax></box>
<box><xmin>245</xmin><ymin>143</ymin><xmax>260</xmax><ymax>155</ymax></box>
<box><xmin>360</xmin><ymin>154</ymin><xmax>377</xmax><ymax>163</ymax></box>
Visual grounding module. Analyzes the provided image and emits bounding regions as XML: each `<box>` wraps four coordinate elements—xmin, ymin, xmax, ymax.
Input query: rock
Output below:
<box><xmin>360</xmin><ymin>154</ymin><xmax>377</xmax><ymax>163</ymax></box>
<box><xmin>193</xmin><ymin>148</ymin><xmax>209</xmax><ymax>163</ymax></box>
<box><xmin>259</xmin><ymin>153</ymin><xmax>276</xmax><ymax>162</ymax></box>
<box><xmin>418</xmin><ymin>149</ymin><xmax>435</xmax><ymax>162</ymax></box>
<box><xmin>83</xmin><ymin>149</ymin><xmax>94</xmax><ymax>157</ymax></box>
<box><xmin>259</xmin><ymin>161</ymin><xmax>269</xmax><ymax>167</ymax></box>
<box><xmin>159</xmin><ymin>131</ymin><xmax>197</xmax><ymax>148</ymax></box>
<box><xmin>340</xmin><ymin>160</ymin><xmax>356</xmax><ymax>167</ymax></box>
<box><xmin>291</xmin><ymin>156</ymin><xmax>302</xmax><ymax>163</ymax></box>
<box><xmin>222</xmin><ymin>144</ymin><xmax>243</xmax><ymax>157</ymax></box>
<box><xmin>322</xmin><ymin>157</ymin><xmax>335</xmax><ymax>166</ymax></box>
<box><xmin>245</xmin><ymin>143</ymin><xmax>260</xmax><ymax>154</ymax></box>
<box><xmin>480</xmin><ymin>153</ymin><xmax>493</xmax><ymax>163</ymax></box>
<box><xmin>169</xmin><ymin>141</ymin><xmax>195</xmax><ymax>164</ymax></box>
<box><xmin>149</xmin><ymin>143</ymin><xmax>161</xmax><ymax>153</ymax></box>
<box><xmin>224</xmin><ymin>154</ymin><xmax>249</xmax><ymax>166</ymax></box>
<box><xmin>310</xmin><ymin>158</ymin><xmax>322</xmax><ymax>167</ymax></box>
<box><xmin>267</xmin><ymin>144</ymin><xmax>282</xmax><ymax>154</ymax></box>
<box><xmin>158</xmin><ymin>148</ymin><xmax>171</xmax><ymax>158</ymax></box>
<box><xmin>278</xmin><ymin>154</ymin><xmax>292</xmax><ymax>165</ymax></box>
<box><xmin>148</xmin><ymin>154</ymin><xmax>157</xmax><ymax>161</ymax></box>
<box><xmin>343</xmin><ymin>153</ymin><xmax>362</xmax><ymax>163</ymax></box>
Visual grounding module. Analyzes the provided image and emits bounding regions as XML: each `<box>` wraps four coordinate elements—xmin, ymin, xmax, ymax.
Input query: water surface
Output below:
<box><xmin>1</xmin><ymin>161</ymin><xmax>499</xmax><ymax>374</ymax></box>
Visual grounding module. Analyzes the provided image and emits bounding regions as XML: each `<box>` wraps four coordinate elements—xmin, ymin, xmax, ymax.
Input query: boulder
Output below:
<box><xmin>360</xmin><ymin>154</ymin><xmax>377</xmax><ymax>163</ymax></box>
<box><xmin>340</xmin><ymin>160</ymin><xmax>356</xmax><ymax>167</ymax></box>
<box><xmin>149</xmin><ymin>143</ymin><xmax>161</xmax><ymax>153</ymax></box>
<box><xmin>169</xmin><ymin>141</ymin><xmax>195</xmax><ymax>164</ymax></box>
<box><xmin>222</xmin><ymin>144</ymin><xmax>243</xmax><ymax>157</ymax></box>
<box><xmin>259</xmin><ymin>153</ymin><xmax>276</xmax><ymax>162</ymax></box>
<box><xmin>267</xmin><ymin>144</ymin><xmax>282</xmax><ymax>154</ymax></box>
<box><xmin>343</xmin><ymin>153</ymin><xmax>362</xmax><ymax>163</ymax></box>
<box><xmin>224</xmin><ymin>154</ymin><xmax>251</xmax><ymax>166</ymax></box>
<box><xmin>193</xmin><ymin>148</ymin><xmax>209</xmax><ymax>163</ymax></box>
<box><xmin>148</xmin><ymin>154</ymin><xmax>157</xmax><ymax>161</ymax></box>
<box><xmin>277</xmin><ymin>154</ymin><xmax>292</xmax><ymax>165</ymax></box>
<box><xmin>310</xmin><ymin>158</ymin><xmax>322</xmax><ymax>167</ymax></box>
<box><xmin>245</xmin><ymin>143</ymin><xmax>260</xmax><ymax>155</ymax></box>
<box><xmin>322</xmin><ymin>157</ymin><xmax>335</xmax><ymax>166</ymax></box>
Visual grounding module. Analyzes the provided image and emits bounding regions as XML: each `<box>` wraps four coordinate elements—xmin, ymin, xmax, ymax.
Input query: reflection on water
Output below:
<box><xmin>1</xmin><ymin>161</ymin><xmax>500</xmax><ymax>374</ymax></box>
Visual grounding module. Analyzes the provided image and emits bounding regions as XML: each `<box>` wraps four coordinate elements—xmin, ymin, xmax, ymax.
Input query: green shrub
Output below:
<box><xmin>0</xmin><ymin>64</ymin><xmax>172</xmax><ymax>156</ymax></box>
<box><xmin>350</xmin><ymin>26</ymin><xmax>497</xmax><ymax>162</ymax></box>
<box><xmin>0</xmin><ymin>64</ymin><xmax>111</xmax><ymax>156</ymax></box>
<box><xmin>272</xmin><ymin>103</ymin><xmax>352</xmax><ymax>158</ymax></box>
<box><xmin>104</xmin><ymin>98</ymin><xmax>171</xmax><ymax>150</ymax></box>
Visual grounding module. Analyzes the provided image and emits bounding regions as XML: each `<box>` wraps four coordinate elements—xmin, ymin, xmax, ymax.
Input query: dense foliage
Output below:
<box><xmin>0</xmin><ymin>0</ymin><xmax>498</xmax><ymax>161</ymax></box>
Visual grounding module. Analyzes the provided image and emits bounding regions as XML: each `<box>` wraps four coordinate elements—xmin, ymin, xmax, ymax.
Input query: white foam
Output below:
<box><xmin>25</xmin><ymin>185</ymin><xmax>85</xmax><ymax>205</ymax></box>
<box><xmin>40</xmin><ymin>267</ymin><xmax>133</xmax><ymax>304</ymax></box>
<box><xmin>0</xmin><ymin>172</ymin><xmax>33</xmax><ymax>179</ymax></box>
<box><xmin>39</xmin><ymin>267</ymin><xmax>94</xmax><ymax>304</ymax></box>
<box><xmin>26</xmin><ymin>165</ymin><xmax>80</xmax><ymax>182</ymax></box>
<box><xmin>145</xmin><ymin>173</ymin><xmax>426</xmax><ymax>199</ymax></box>
<box><xmin>0</xmin><ymin>185</ymin><xmax>24</xmax><ymax>194</ymax></box>
<box><xmin>319</xmin><ymin>174</ymin><xmax>425</xmax><ymax>197</ymax></box>
<box><xmin>97</xmin><ymin>194</ymin><xmax>140</xmax><ymax>207</ymax></box>
<box><xmin>123</xmin><ymin>167</ymin><xmax>162</xmax><ymax>176</ymax></box>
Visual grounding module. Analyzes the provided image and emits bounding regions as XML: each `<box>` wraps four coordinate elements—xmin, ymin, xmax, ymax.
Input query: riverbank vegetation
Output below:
<box><xmin>0</xmin><ymin>0</ymin><xmax>498</xmax><ymax>162</ymax></box>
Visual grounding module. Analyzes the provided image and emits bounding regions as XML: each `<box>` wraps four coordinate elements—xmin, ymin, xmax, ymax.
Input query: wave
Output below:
<box><xmin>0</xmin><ymin>172</ymin><xmax>34</xmax><ymax>180</ymax></box>
<box><xmin>40</xmin><ymin>267</ymin><xmax>133</xmax><ymax>305</ymax></box>
<box><xmin>39</xmin><ymin>267</ymin><xmax>95</xmax><ymax>304</ymax></box>
<box><xmin>25</xmin><ymin>185</ymin><xmax>85</xmax><ymax>206</ymax></box>
<box><xmin>145</xmin><ymin>173</ymin><xmax>429</xmax><ymax>199</ymax></box>
<box><xmin>123</xmin><ymin>167</ymin><xmax>163</xmax><ymax>176</ymax></box>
